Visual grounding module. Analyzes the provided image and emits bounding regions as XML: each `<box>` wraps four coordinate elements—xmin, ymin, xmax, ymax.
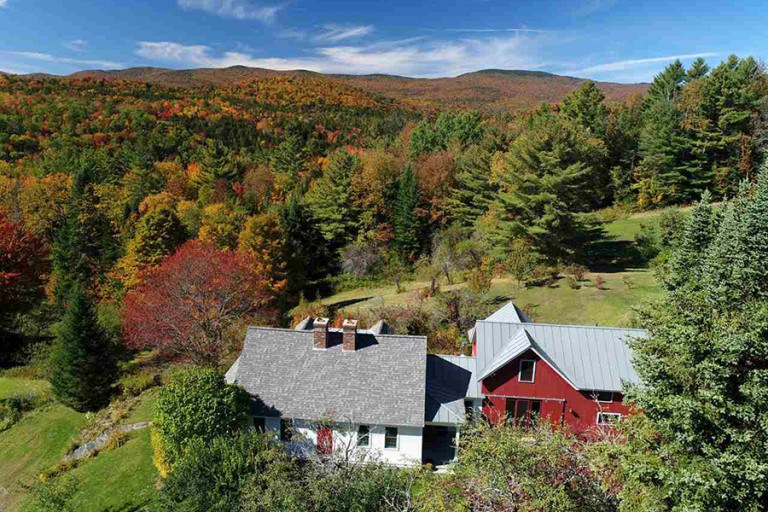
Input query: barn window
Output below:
<box><xmin>519</xmin><ymin>359</ymin><xmax>536</xmax><ymax>383</ymax></box>
<box><xmin>593</xmin><ymin>391</ymin><xmax>614</xmax><ymax>403</ymax></box>
<box><xmin>597</xmin><ymin>412</ymin><xmax>622</xmax><ymax>425</ymax></box>
<box><xmin>384</xmin><ymin>427</ymin><xmax>398</xmax><ymax>449</ymax></box>
<box><xmin>357</xmin><ymin>425</ymin><xmax>370</xmax><ymax>447</ymax></box>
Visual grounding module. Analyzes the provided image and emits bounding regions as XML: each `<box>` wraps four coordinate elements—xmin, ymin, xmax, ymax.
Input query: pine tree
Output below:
<box><xmin>687</xmin><ymin>57</ymin><xmax>710</xmax><ymax>81</ymax></box>
<box><xmin>392</xmin><ymin>164</ymin><xmax>422</xmax><ymax>261</ymax></box>
<box><xmin>560</xmin><ymin>80</ymin><xmax>608</xmax><ymax>137</ymax></box>
<box><xmin>305</xmin><ymin>149</ymin><xmax>360</xmax><ymax>248</ymax></box>
<box><xmin>269</xmin><ymin>134</ymin><xmax>305</xmax><ymax>187</ymax></box>
<box><xmin>445</xmin><ymin>145</ymin><xmax>497</xmax><ymax>229</ymax></box>
<box><xmin>51</xmin><ymin>285</ymin><xmax>117</xmax><ymax>412</ymax></box>
<box><xmin>646</xmin><ymin>59</ymin><xmax>687</xmax><ymax>103</ymax></box>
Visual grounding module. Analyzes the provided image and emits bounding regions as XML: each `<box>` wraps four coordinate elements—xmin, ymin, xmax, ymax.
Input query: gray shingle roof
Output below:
<box><xmin>425</xmin><ymin>355</ymin><xmax>483</xmax><ymax>424</ymax></box>
<box><xmin>474</xmin><ymin>320</ymin><xmax>646</xmax><ymax>392</ymax></box>
<box><xmin>228</xmin><ymin>327</ymin><xmax>427</xmax><ymax>427</ymax></box>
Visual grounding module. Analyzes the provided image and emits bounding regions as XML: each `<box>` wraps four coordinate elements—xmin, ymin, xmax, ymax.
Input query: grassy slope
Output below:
<box><xmin>0</xmin><ymin>388</ymin><xmax>158</xmax><ymax>512</ymax></box>
<box><xmin>321</xmin><ymin>208</ymin><xmax>673</xmax><ymax>327</ymax></box>
<box><xmin>0</xmin><ymin>404</ymin><xmax>86</xmax><ymax>510</ymax></box>
<box><xmin>0</xmin><ymin>377</ymin><xmax>50</xmax><ymax>399</ymax></box>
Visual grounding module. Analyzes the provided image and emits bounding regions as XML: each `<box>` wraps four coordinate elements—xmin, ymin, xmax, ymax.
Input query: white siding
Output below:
<box><xmin>254</xmin><ymin>416</ymin><xmax>423</xmax><ymax>466</ymax></box>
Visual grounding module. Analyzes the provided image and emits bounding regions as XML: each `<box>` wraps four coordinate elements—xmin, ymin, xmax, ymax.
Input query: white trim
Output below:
<box><xmin>384</xmin><ymin>426</ymin><xmax>399</xmax><ymax>450</ymax></box>
<box><xmin>519</xmin><ymin>359</ymin><xmax>536</xmax><ymax>383</ymax></box>
<box><xmin>596</xmin><ymin>412</ymin><xmax>622</xmax><ymax>425</ymax></box>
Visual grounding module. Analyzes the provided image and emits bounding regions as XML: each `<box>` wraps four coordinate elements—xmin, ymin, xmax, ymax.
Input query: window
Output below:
<box><xmin>519</xmin><ymin>359</ymin><xmax>536</xmax><ymax>383</ymax></box>
<box><xmin>280</xmin><ymin>419</ymin><xmax>293</xmax><ymax>441</ymax></box>
<box><xmin>253</xmin><ymin>417</ymin><xmax>266</xmax><ymax>432</ymax></box>
<box><xmin>592</xmin><ymin>391</ymin><xmax>614</xmax><ymax>403</ymax></box>
<box><xmin>357</xmin><ymin>425</ymin><xmax>370</xmax><ymax>447</ymax></box>
<box><xmin>464</xmin><ymin>400</ymin><xmax>475</xmax><ymax>422</ymax></box>
<box><xmin>384</xmin><ymin>427</ymin><xmax>398</xmax><ymax>449</ymax></box>
<box><xmin>510</xmin><ymin>399</ymin><xmax>541</xmax><ymax>428</ymax></box>
<box><xmin>597</xmin><ymin>412</ymin><xmax>622</xmax><ymax>426</ymax></box>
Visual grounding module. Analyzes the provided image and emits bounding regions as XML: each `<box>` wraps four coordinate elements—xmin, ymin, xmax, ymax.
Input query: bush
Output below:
<box><xmin>156</xmin><ymin>431</ymin><xmax>282</xmax><ymax>512</ymax></box>
<box><xmin>153</xmin><ymin>367</ymin><xmax>249</xmax><ymax>468</ymax></box>
<box><xmin>424</xmin><ymin>422</ymin><xmax>616</xmax><ymax>512</ymax></box>
<box><xmin>119</xmin><ymin>370</ymin><xmax>161</xmax><ymax>397</ymax></box>
<box><xmin>28</xmin><ymin>474</ymin><xmax>80</xmax><ymax>512</ymax></box>
<box><xmin>566</xmin><ymin>275</ymin><xmax>581</xmax><ymax>290</ymax></box>
<box><xmin>563</xmin><ymin>264</ymin><xmax>588</xmax><ymax>282</ymax></box>
<box><xmin>0</xmin><ymin>390</ymin><xmax>52</xmax><ymax>431</ymax></box>
<box><xmin>633</xmin><ymin>224</ymin><xmax>660</xmax><ymax>263</ymax></box>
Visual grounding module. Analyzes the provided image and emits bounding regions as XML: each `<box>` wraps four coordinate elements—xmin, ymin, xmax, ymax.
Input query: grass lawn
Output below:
<box><xmin>0</xmin><ymin>404</ymin><xmax>86</xmax><ymax>511</ymax></box>
<box><xmin>0</xmin><ymin>377</ymin><xmax>50</xmax><ymax>399</ymax></box>
<box><xmin>319</xmin><ymin>208</ymin><xmax>678</xmax><ymax>328</ymax></box>
<box><xmin>65</xmin><ymin>428</ymin><xmax>157</xmax><ymax>512</ymax></box>
<box><xmin>123</xmin><ymin>387</ymin><xmax>159</xmax><ymax>425</ymax></box>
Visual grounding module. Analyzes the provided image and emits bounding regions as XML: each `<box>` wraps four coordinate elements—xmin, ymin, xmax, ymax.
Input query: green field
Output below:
<box><xmin>319</xmin><ymin>207</ymin><xmax>676</xmax><ymax>327</ymax></box>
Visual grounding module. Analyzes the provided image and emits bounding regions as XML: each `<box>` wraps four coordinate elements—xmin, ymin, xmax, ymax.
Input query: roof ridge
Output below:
<box><xmin>246</xmin><ymin>325</ymin><xmax>427</xmax><ymax>341</ymax></box>
<box><xmin>478</xmin><ymin>320</ymin><xmax>647</xmax><ymax>333</ymax></box>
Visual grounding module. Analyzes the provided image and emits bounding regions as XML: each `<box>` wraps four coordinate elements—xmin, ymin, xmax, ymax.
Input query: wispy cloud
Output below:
<box><xmin>0</xmin><ymin>51</ymin><xmax>122</xmax><ymax>69</ymax></box>
<box><xmin>315</xmin><ymin>24</ymin><xmax>375</xmax><ymax>42</ymax></box>
<box><xmin>177</xmin><ymin>0</ymin><xmax>281</xmax><ymax>23</ymax></box>
<box><xmin>573</xmin><ymin>52</ymin><xmax>719</xmax><ymax>75</ymax></box>
<box><xmin>0</xmin><ymin>0</ymin><xmax>8</xmax><ymax>8</ymax></box>
<box><xmin>65</xmin><ymin>39</ymin><xmax>88</xmax><ymax>52</ymax></box>
<box><xmin>439</xmin><ymin>28</ymin><xmax>551</xmax><ymax>33</ymax></box>
<box><xmin>135</xmin><ymin>33</ymin><xmax>548</xmax><ymax>77</ymax></box>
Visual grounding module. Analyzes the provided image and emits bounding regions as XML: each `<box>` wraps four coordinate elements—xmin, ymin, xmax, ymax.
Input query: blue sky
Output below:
<box><xmin>0</xmin><ymin>0</ymin><xmax>764</xmax><ymax>82</ymax></box>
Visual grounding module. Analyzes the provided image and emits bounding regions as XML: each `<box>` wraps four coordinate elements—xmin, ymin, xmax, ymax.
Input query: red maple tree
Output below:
<box><xmin>0</xmin><ymin>212</ymin><xmax>49</xmax><ymax>313</ymax></box>
<box><xmin>123</xmin><ymin>240</ymin><xmax>280</xmax><ymax>365</ymax></box>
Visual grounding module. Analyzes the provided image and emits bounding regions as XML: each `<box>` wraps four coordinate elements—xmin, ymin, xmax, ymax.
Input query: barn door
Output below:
<box><xmin>317</xmin><ymin>427</ymin><xmax>333</xmax><ymax>456</ymax></box>
<box><xmin>509</xmin><ymin>399</ymin><xmax>542</xmax><ymax>428</ymax></box>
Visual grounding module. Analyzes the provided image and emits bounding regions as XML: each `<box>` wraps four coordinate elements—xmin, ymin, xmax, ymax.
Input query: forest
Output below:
<box><xmin>2</xmin><ymin>53</ymin><xmax>768</xmax><ymax>511</ymax></box>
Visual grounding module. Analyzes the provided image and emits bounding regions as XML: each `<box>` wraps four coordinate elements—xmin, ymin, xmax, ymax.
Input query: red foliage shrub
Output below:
<box><xmin>0</xmin><ymin>212</ymin><xmax>49</xmax><ymax>312</ymax></box>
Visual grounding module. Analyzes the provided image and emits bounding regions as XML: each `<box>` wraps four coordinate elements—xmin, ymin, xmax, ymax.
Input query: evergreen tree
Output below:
<box><xmin>445</xmin><ymin>145</ymin><xmax>497</xmax><ymax>229</ymax></box>
<box><xmin>51</xmin><ymin>285</ymin><xmax>117</xmax><ymax>412</ymax></box>
<box><xmin>662</xmin><ymin>190</ymin><xmax>719</xmax><ymax>290</ymax></box>
<box><xmin>392</xmin><ymin>164</ymin><xmax>422</xmax><ymax>261</ymax></box>
<box><xmin>279</xmin><ymin>193</ymin><xmax>331</xmax><ymax>295</ymax></box>
<box><xmin>560</xmin><ymin>80</ymin><xmax>608</xmax><ymax>137</ymax></box>
<box><xmin>646</xmin><ymin>59</ymin><xmax>687</xmax><ymax>103</ymax></box>
<box><xmin>620</xmin><ymin>167</ymin><xmax>768</xmax><ymax>511</ymax></box>
<box><xmin>687</xmin><ymin>57</ymin><xmax>710</xmax><ymax>81</ymax></box>
<box><xmin>305</xmin><ymin>149</ymin><xmax>360</xmax><ymax>249</ymax></box>
<box><xmin>269</xmin><ymin>134</ymin><xmax>305</xmax><ymax>187</ymax></box>
<box><xmin>119</xmin><ymin>207</ymin><xmax>187</xmax><ymax>285</ymax></box>
<box><xmin>194</xmin><ymin>139</ymin><xmax>239</xmax><ymax>188</ymax></box>
<box><xmin>492</xmin><ymin>113</ymin><xmax>607</xmax><ymax>260</ymax></box>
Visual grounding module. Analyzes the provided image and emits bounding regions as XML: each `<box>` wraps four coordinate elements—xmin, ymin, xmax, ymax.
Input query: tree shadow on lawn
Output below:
<box><xmin>577</xmin><ymin>220</ymin><xmax>647</xmax><ymax>273</ymax></box>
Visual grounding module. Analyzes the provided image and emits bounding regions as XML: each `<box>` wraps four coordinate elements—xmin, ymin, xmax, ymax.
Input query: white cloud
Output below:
<box><xmin>315</xmin><ymin>24</ymin><xmax>374</xmax><ymax>43</ymax></box>
<box><xmin>65</xmin><ymin>39</ymin><xmax>88</xmax><ymax>51</ymax></box>
<box><xmin>439</xmin><ymin>28</ymin><xmax>551</xmax><ymax>33</ymax></box>
<box><xmin>0</xmin><ymin>0</ymin><xmax>8</xmax><ymax>7</ymax></box>
<box><xmin>135</xmin><ymin>33</ymin><xmax>548</xmax><ymax>77</ymax></box>
<box><xmin>0</xmin><ymin>51</ymin><xmax>122</xmax><ymax>69</ymax></box>
<box><xmin>177</xmin><ymin>0</ymin><xmax>281</xmax><ymax>23</ymax></box>
<box><xmin>573</xmin><ymin>52</ymin><xmax>719</xmax><ymax>75</ymax></box>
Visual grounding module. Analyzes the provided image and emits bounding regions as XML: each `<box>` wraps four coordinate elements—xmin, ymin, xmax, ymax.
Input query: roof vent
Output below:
<box><xmin>313</xmin><ymin>317</ymin><xmax>330</xmax><ymax>350</ymax></box>
<box><xmin>342</xmin><ymin>319</ymin><xmax>358</xmax><ymax>351</ymax></box>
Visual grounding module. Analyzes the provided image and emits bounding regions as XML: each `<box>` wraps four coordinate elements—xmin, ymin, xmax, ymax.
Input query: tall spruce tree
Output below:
<box><xmin>687</xmin><ymin>57</ymin><xmax>710</xmax><ymax>81</ymax></box>
<box><xmin>51</xmin><ymin>285</ymin><xmax>117</xmax><ymax>412</ymax></box>
<box><xmin>560</xmin><ymin>80</ymin><xmax>608</xmax><ymax>137</ymax></box>
<box><xmin>392</xmin><ymin>164</ymin><xmax>422</xmax><ymax>262</ymax></box>
<box><xmin>621</xmin><ymin>167</ymin><xmax>768</xmax><ymax>511</ymax></box>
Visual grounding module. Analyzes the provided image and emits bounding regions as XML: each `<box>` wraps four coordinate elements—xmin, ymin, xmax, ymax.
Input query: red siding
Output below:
<box><xmin>480</xmin><ymin>349</ymin><xmax>631</xmax><ymax>434</ymax></box>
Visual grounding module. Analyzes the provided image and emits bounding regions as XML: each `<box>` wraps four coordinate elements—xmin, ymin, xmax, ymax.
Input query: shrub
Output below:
<box><xmin>564</xmin><ymin>264</ymin><xmax>588</xmax><ymax>282</ymax></box>
<box><xmin>119</xmin><ymin>371</ymin><xmax>161</xmax><ymax>397</ymax></box>
<box><xmin>566</xmin><ymin>275</ymin><xmax>581</xmax><ymax>290</ymax></box>
<box><xmin>634</xmin><ymin>223</ymin><xmax>660</xmax><ymax>263</ymax></box>
<box><xmin>425</xmin><ymin>422</ymin><xmax>616</xmax><ymax>512</ymax></box>
<box><xmin>156</xmin><ymin>431</ymin><xmax>283</xmax><ymax>512</ymax></box>
<box><xmin>466</xmin><ymin>265</ymin><xmax>493</xmax><ymax>293</ymax></box>
<box><xmin>595</xmin><ymin>275</ymin><xmax>605</xmax><ymax>290</ymax></box>
<box><xmin>28</xmin><ymin>474</ymin><xmax>80</xmax><ymax>512</ymax></box>
<box><xmin>153</xmin><ymin>367</ymin><xmax>249</xmax><ymax>468</ymax></box>
<box><xmin>622</xmin><ymin>275</ymin><xmax>635</xmax><ymax>289</ymax></box>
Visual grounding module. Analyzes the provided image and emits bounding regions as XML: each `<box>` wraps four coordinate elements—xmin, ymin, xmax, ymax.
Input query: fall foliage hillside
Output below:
<box><xmin>55</xmin><ymin>66</ymin><xmax>647</xmax><ymax>112</ymax></box>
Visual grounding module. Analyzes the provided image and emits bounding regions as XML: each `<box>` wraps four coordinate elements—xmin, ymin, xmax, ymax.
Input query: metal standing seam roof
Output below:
<box><xmin>425</xmin><ymin>354</ymin><xmax>482</xmax><ymax>424</ymax></box>
<box><xmin>474</xmin><ymin>320</ymin><xmax>646</xmax><ymax>392</ymax></box>
<box><xmin>227</xmin><ymin>326</ymin><xmax>427</xmax><ymax>428</ymax></box>
<box><xmin>467</xmin><ymin>301</ymin><xmax>531</xmax><ymax>342</ymax></box>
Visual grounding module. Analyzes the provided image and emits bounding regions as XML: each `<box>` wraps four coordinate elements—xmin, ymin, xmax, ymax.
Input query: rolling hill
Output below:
<box><xmin>25</xmin><ymin>65</ymin><xmax>647</xmax><ymax>112</ymax></box>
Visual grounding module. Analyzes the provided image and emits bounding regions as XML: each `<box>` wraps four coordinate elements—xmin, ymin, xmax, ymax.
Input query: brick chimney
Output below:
<box><xmin>313</xmin><ymin>317</ymin><xmax>330</xmax><ymax>349</ymax></box>
<box><xmin>342</xmin><ymin>319</ymin><xmax>358</xmax><ymax>351</ymax></box>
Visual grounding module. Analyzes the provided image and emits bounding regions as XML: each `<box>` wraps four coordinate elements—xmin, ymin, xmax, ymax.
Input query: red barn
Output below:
<box><xmin>464</xmin><ymin>303</ymin><xmax>645</xmax><ymax>433</ymax></box>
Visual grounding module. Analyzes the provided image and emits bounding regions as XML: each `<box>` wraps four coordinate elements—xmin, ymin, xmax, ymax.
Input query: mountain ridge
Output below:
<box><xmin>4</xmin><ymin>65</ymin><xmax>648</xmax><ymax>112</ymax></box>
